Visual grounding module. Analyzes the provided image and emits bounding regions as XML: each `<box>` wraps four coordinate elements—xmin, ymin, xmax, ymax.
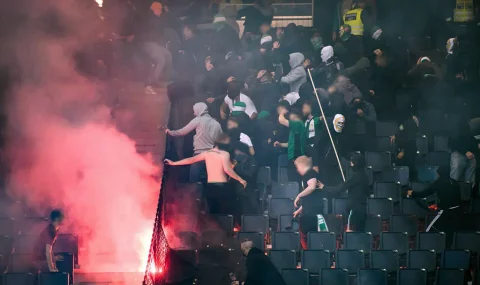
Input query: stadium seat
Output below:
<box><xmin>201</xmin><ymin>230</ymin><xmax>227</xmax><ymax>247</ymax></box>
<box><xmin>13</xmin><ymin>235</ymin><xmax>37</xmax><ymax>255</ymax></box>
<box><xmin>376</xmin><ymin>121</ymin><xmax>398</xmax><ymax>137</ymax></box>
<box><xmin>53</xmin><ymin>234</ymin><xmax>79</xmax><ymax>267</ymax></box>
<box><xmin>319</xmin><ymin>268</ymin><xmax>349</xmax><ymax>285</ymax></box>
<box><xmin>16</xmin><ymin>218</ymin><xmax>49</xmax><ymax>236</ymax></box>
<box><xmin>364</xmin><ymin>215</ymin><xmax>381</xmax><ymax>236</ymax></box>
<box><xmin>268</xmin><ymin>198</ymin><xmax>295</xmax><ymax>219</ymax></box>
<box><xmin>416</xmin><ymin>135</ymin><xmax>428</xmax><ymax>155</ymax></box>
<box><xmin>38</xmin><ymin>272</ymin><xmax>69</xmax><ymax>285</ymax></box>
<box><xmin>417</xmin><ymin>232</ymin><xmax>446</xmax><ymax>252</ymax></box>
<box><xmin>241</xmin><ymin>215</ymin><xmax>268</xmax><ymax>233</ymax></box>
<box><xmin>272</xmin><ymin>182</ymin><xmax>300</xmax><ymax>199</ymax></box>
<box><xmin>268</xmin><ymin>250</ymin><xmax>297</xmax><ymax>273</ymax></box>
<box><xmin>336</xmin><ymin>249</ymin><xmax>366</xmax><ymax>272</ymax></box>
<box><xmin>433</xmin><ymin>135</ymin><xmax>449</xmax><ymax>152</ymax></box>
<box><xmin>212</xmin><ymin>215</ymin><xmax>234</xmax><ymax>232</ymax></box>
<box><xmin>278</xmin><ymin>215</ymin><xmax>294</xmax><ymax>232</ymax></box>
<box><xmin>3</xmin><ymin>273</ymin><xmax>36</xmax><ymax>285</ymax></box>
<box><xmin>408</xmin><ymin>250</ymin><xmax>437</xmax><ymax>272</ymax></box>
<box><xmin>380</xmin><ymin>232</ymin><xmax>409</xmax><ymax>255</ymax></box>
<box><xmin>282</xmin><ymin>269</ymin><xmax>309</xmax><ymax>285</ymax></box>
<box><xmin>344</xmin><ymin>232</ymin><xmax>373</xmax><ymax>251</ymax></box>
<box><xmin>374</xmin><ymin>182</ymin><xmax>401</xmax><ymax>202</ymax></box>
<box><xmin>332</xmin><ymin>198</ymin><xmax>349</xmax><ymax>216</ymax></box>
<box><xmin>307</xmin><ymin>232</ymin><xmax>337</xmax><ymax>251</ymax></box>
<box><xmin>0</xmin><ymin>235</ymin><xmax>13</xmax><ymax>256</ymax></box>
<box><xmin>9</xmin><ymin>254</ymin><xmax>32</xmax><ymax>272</ymax></box>
<box><xmin>357</xmin><ymin>268</ymin><xmax>388</xmax><ymax>285</ymax></box>
<box><xmin>199</xmin><ymin>248</ymin><xmax>231</xmax><ymax>266</ymax></box>
<box><xmin>397</xmin><ymin>269</ymin><xmax>428</xmax><ymax>285</ymax></box>
<box><xmin>366</xmin><ymin>151</ymin><xmax>392</xmax><ymax>170</ymax></box>
<box><xmin>441</xmin><ymin>250</ymin><xmax>471</xmax><ymax>270</ymax></box>
<box><xmin>453</xmin><ymin>232</ymin><xmax>480</xmax><ymax>253</ymax></box>
<box><xmin>390</xmin><ymin>215</ymin><xmax>418</xmax><ymax>236</ymax></box>
<box><xmin>324</xmin><ymin>215</ymin><xmax>344</xmax><ymax>235</ymax></box>
<box><xmin>372</xmin><ymin>136</ymin><xmax>394</xmax><ymax>152</ymax></box>
<box><xmin>177</xmin><ymin>231</ymin><xmax>199</xmax><ymax>248</ymax></box>
<box><xmin>237</xmin><ymin>232</ymin><xmax>265</xmax><ymax>251</ymax></box>
<box><xmin>427</xmin><ymin>152</ymin><xmax>450</xmax><ymax>168</ymax></box>
<box><xmin>55</xmin><ymin>252</ymin><xmax>74</xmax><ymax>285</ymax></box>
<box><xmin>436</xmin><ymin>269</ymin><xmax>465</xmax><ymax>285</ymax></box>
<box><xmin>301</xmin><ymin>250</ymin><xmax>331</xmax><ymax>274</ymax></box>
<box><xmin>370</xmin><ymin>250</ymin><xmax>399</xmax><ymax>273</ymax></box>
<box><xmin>0</xmin><ymin>218</ymin><xmax>16</xmax><ymax>236</ymax></box>
<box><xmin>256</xmin><ymin>166</ymin><xmax>272</xmax><ymax>186</ymax></box>
<box><xmin>272</xmin><ymin>232</ymin><xmax>300</xmax><ymax>251</ymax></box>
<box><xmin>416</xmin><ymin>166</ymin><xmax>438</xmax><ymax>182</ymax></box>
<box><xmin>374</xmin><ymin>167</ymin><xmax>409</xmax><ymax>186</ymax></box>
<box><xmin>401</xmin><ymin>198</ymin><xmax>431</xmax><ymax>217</ymax></box>
<box><xmin>367</xmin><ymin>198</ymin><xmax>394</xmax><ymax>218</ymax></box>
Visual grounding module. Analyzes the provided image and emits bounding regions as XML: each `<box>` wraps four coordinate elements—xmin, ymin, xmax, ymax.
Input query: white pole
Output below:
<box><xmin>307</xmin><ymin>69</ymin><xmax>346</xmax><ymax>182</ymax></box>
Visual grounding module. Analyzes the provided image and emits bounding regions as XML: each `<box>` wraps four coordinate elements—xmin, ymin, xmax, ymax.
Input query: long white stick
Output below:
<box><xmin>307</xmin><ymin>69</ymin><xmax>346</xmax><ymax>182</ymax></box>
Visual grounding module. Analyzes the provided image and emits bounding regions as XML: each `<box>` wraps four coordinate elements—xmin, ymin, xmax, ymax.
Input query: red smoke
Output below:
<box><xmin>2</xmin><ymin>0</ymin><xmax>161</xmax><ymax>273</ymax></box>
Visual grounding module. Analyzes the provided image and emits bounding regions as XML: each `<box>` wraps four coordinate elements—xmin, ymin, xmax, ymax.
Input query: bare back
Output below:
<box><xmin>203</xmin><ymin>149</ymin><xmax>230</xmax><ymax>183</ymax></box>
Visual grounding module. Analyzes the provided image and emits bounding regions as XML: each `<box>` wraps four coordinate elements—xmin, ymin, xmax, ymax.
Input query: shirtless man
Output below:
<box><xmin>165</xmin><ymin>134</ymin><xmax>247</xmax><ymax>215</ymax></box>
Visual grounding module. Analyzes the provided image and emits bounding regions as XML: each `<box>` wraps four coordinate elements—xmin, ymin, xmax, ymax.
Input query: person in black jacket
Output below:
<box><xmin>319</xmin><ymin>153</ymin><xmax>369</xmax><ymax>231</ymax></box>
<box><xmin>241</xmin><ymin>240</ymin><xmax>287</xmax><ymax>285</ymax></box>
<box><xmin>407</xmin><ymin>166</ymin><xmax>469</xmax><ymax>246</ymax></box>
<box><xmin>449</xmin><ymin>119</ymin><xmax>477</xmax><ymax>185</ymax></box>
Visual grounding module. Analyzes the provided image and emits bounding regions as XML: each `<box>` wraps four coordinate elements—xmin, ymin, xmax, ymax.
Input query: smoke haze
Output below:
<box><xmin>0</xmin><ymin>0</ymin><xmax>161</xmax><ymax>272</ymax></box>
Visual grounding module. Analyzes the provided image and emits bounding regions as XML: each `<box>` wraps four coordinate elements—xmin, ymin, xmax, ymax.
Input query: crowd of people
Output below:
<box><xmin>137</xmin><ymin>0</ymin><xmax>480</xmax><ymax>249</ymax></box>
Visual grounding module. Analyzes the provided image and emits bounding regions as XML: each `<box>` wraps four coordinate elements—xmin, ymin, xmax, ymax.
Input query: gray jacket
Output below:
<box><xmin>169</xmin><ymin>103</ymin><xmax>222</xmax><ymax>153</ymax></box>
<box><xmin>281</xmin><ymin>52</ymin><xmax>307</xmax><ymax>93</ymax></box>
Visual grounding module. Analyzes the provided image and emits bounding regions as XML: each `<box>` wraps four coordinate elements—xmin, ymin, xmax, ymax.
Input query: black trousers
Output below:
<box><xmin>426</xmin><ymin>207</ymin><xmax>470</xmax><ymax>248</ymax></box>
<box><xmin>347</xmin><ymin>210</ymin><xmax>367</xmax><ymax>232</ymax></box>
<box><xmin>299</xmin><ymin>215</ymin><xmax>317</xmax><ymax>250</ymax></box>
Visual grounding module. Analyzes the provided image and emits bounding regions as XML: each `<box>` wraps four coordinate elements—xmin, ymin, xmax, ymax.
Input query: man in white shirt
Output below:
<box><xmin>221</xmin><ymin>81</ymin><xmax>258</xmax><ymax>120</ymax></box>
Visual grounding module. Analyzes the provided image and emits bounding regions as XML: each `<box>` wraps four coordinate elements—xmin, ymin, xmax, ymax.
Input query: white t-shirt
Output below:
<box><xmin>240</xmin><ymin>133</ymin><xmax>253</xmax><ymax>147</ymax></box>
<box><xmin>224</xmin><ymin>93</ymin><xmax>258</xmax><ymax>117</ymax></box>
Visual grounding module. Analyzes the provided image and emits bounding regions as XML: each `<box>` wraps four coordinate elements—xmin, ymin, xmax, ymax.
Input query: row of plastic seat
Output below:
<box><xmin>268</xmin><ymin>249</ymin><xmax>478</xmax><ymax>274</ymax></box>
<box><xmin>280</xmin><ymin>268</ymin><xmax>471</xmax><ymax>285</ymax></box>
<box><xmin>0</xmin><ymin>272</ymin><xmax>70</xmax><ymax>285</ymax></box>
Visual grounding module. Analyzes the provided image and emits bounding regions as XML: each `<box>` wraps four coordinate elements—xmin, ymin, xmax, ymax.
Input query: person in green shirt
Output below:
<box><xmin>277</xmin><ymin>108</ymin><xmax>306</xmax><ymax>182</ymax></box>
<box><xmin>302</xmin><ymin>100</ymin><xmax>323</xmax><ymax>172</ymax></box>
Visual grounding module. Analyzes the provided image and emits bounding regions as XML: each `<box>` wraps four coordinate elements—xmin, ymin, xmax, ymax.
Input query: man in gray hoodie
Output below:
<box><xmin>281</xmin><ymin>52</ymin><xmax>307</xmax><ymax>93</ymax></box>
<box><xmin>165</xmin><ymin>102</ymin><xmax>222</xmax><ymax>182</ymax></box>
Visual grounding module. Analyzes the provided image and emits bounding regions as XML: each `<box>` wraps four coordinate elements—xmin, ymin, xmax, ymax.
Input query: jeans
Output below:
<box><xmin>141</xmin><ymin>42</ymin><xmax>172</xmax><ymax>85</ymax></box>
<box><xmin>450</xmin><ymin>151</ymin><xmax>476</xmax><ymax>184</ymax></box>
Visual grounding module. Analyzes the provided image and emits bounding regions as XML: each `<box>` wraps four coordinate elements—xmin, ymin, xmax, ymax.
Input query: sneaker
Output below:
<box><xmin>144</xmin><ymin>86</ymin><xmax>156</xmax><ymax>95</ymax></box>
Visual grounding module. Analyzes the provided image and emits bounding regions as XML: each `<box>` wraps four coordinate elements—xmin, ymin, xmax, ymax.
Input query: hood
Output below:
<box><xmin>193</xmin><ymin>102</ymin><xmax>208</xmax><ymax>117</ymax></box>
<box><xmin>283</xmin><ymin>92</ymin><xmax>300</xmax><ymax>105</ymax></box>
<box><xmin>289</xmin><ymin>52</ymin><xmax>305</xmax><ymax>69</ymax></box>
<box><xmin>321</xmin><ymin>46</ymin><xmax>334</xmax><ymax>63</ymax></box>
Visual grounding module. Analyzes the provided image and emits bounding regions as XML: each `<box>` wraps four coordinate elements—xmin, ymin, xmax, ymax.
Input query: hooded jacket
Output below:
<box><xmin>322</xmin><ymin>153</ymin><xmax>369</xmax><ymax>212</ymax></box>
<box><xmin>168</xmin><ymin>103</ymin><xmax>222</xmax><ymax>153</ymax></box>
<box><xmin>281</xmin><ymin>53</ymin><xmax>307</xmax><ymax>93</ymax></box>
<box><xmin>245</xmin><ymin>247</ymin><xmax>287</xmax><ymax>285</ymax></box>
